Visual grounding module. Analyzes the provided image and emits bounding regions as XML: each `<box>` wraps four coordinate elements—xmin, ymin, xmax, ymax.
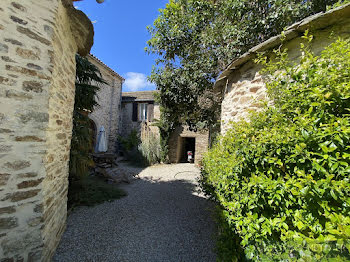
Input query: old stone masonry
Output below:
<box><xmin>0</xmin><ymin>0</ymin><xmax>95</xmax><ymax>261</ymax></box>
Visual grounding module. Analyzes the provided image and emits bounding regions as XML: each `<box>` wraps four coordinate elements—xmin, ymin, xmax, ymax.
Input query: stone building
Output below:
<box><xmin>120</xmin><ymin>91</ymin><xmax>159</xmax><ymax>139</ymax></box>
<box><xmin>214</xmin><ymin>4</ymin><xmax>350</xmax><ymax>134</ymax></box>
<box><xmin>168</xmin><ymin>126</ymin><xmax>209</xmax><ymax>165</ymax></box>
<box><xmin>120</xmin><ymin>91</ymin><xmax>209</xmax><ymax>164</ymax></box>
<box><xmin>0</xmin><ymin>0</ymin><xmax>96</xmax><ymax>260</ymax></box>
<box><xmin>88</xmin><ymin>54</ymin><xmax>124</xmax><ymax>153</ymax></box>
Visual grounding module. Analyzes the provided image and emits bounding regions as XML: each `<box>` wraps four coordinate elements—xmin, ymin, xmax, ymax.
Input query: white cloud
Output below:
<box><xmin>123</xmin><ymin>72</ymin><xmax>156</xmax><ymax>92</ymax></box>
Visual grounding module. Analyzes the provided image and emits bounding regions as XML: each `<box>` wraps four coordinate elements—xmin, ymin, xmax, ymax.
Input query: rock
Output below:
<box><xmin>0</xmin><ymin>217</ymin><xmax>18</xmax><ymax>230</ymax></box>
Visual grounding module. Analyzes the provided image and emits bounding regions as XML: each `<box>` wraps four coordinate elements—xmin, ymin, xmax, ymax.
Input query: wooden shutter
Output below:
<box><xmin>148</xmin><ymin>104</ymin><xmax>154</xmax><ymax>122</ymax></box>
<box><xmin>132</xmin><ymin>102</ymin><xmax>138</xmax><ymax>122</ymax></box>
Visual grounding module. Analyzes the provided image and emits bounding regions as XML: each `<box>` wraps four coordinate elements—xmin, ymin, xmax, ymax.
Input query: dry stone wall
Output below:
<box><xmin>88</xmin><ymin>56</ymin><xmax>123</xmax><ymax>154</ymax></box>
<box><xmin>220</xmin><ymin>7</ymin><xmax>350</xmax><ymax>134</ymax></box>
<box><xmin>0</xmin><ymin>0</ymin><xmax>93</xmax><ymax>261</ymax></box>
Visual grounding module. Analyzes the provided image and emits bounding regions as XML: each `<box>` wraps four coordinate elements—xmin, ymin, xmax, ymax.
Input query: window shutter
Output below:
<box><xmin>148</xmin><ymin>104</ymin><xmax>154</xmax><ymax>122</ymax></box>
<box><xmin>132</xmin><ymin>102</ymin><xmax>138</xmax><ymax>122</ymax></box>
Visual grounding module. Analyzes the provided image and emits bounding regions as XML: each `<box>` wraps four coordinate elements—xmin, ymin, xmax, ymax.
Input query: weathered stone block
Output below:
<box><xmin>4</xmin><ymin>161</ymin><xmax>31</xmax><ymax>171</ymax></box>
<box><xmin>26</xmin><ymin>63</ymin><xmax>42</xmax><ymax>70</ymax></box>
<box><xmin>15</xmin><ymin>136</ymin><xmax>45</xmax><ymax>142</ymax></box>
<box><xmin>17</xmin><ymin>26</ymin><xmax>50</xmax><ymax>46</ymax></box>
<box><xmin>22</xmin><ymin>81</ymin><xmax>43</xmax><ymax>93</ymax></box>
<box><xmin>0</xmin><ymin>207</ymin><xmax>16</xmax><ymax>215</ymax></box>
<box><xmin>17</xmin><ymin>111</ymin><xmax>49</xmax><ymax>124</ymax></box>
<box><xmin>0</xmin><ymin>174</ymin><xmax>10</xmax><ymax>186</ymax></box>
<box><xmin>2</xmin><ymin>189</ymin><xmax>40</xmax><ymax>202</ymax></box>
<box><xmin>0</xmin><ymin>217</ymin><xmax>18</xmax><ymax>230</ymax></box>
<box><xmin>6</xmin><ymin>65</ymin><xmax>49</xmax><ymax>80</ymax></box>
<box><xmin>4</xmin><ymin>39</ymin><xmax>22</xmax><ymax>46</ymax></box>
<box><xmin>1</xmin><ymin>56</ymin><xmax>16</xmax><ymax>63</ymax></box>
<box><xmin>10</xmin><ymin>16</ymin><xmax>27</xmax><ymax>25</ymax></box>
<box><xmin>15</xmin><ymin>47</ymin><xmax>40</xmax><ymax>60</ymax></box>
<box><xmin>0</xmin><ymin>145</ymin><xmax>12</xmax><ymax>153</ymax></box>
<box><xmin>0</xmin><ymin>43</ymin><xmax>8</xmax><ymax>53</ymax></box>
<box><xmin>27</xmin><ymin>217</ymin><xmax>42</xmax><ymax>227</ymax></box>
<box><xmin>17</xmin><ymin>178</ymin><xmax>43</xmax><ymax>189</ymax></box>
<box><xmin>27</xmin><ymin>250</ymin><xmax>41</xmax><ymax>262</ymax></box>
<box><xmin>17</xmin><ymin>172</ymin><xmax>37</xmax><ymax>179</ymax></box>
<box><xmin>0</xmin><ymin>76</ymin><xmax>16</xmax><ymax>86</ymax></box>
<box><xmin>5</xmin><ymin>90</ymin><xmax>33</xmax><ymax>100</ymax></box>
<box><xmin>11</xmin><ymin>2</ymin><xmax>27</xmax><ymax>12</ymax></box>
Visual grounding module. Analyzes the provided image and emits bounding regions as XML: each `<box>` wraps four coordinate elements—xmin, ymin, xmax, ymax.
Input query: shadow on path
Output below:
<box><xmin>54</xmin><ymin>164</ymin><xmax>217</xmax><ymax>262</ymax></box>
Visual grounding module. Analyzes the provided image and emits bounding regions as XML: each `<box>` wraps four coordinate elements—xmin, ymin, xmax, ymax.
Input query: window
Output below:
<box><xmin>138</xmin><ymin>103</ymin><xmax>148</xmax><ymax>121</ymax></box>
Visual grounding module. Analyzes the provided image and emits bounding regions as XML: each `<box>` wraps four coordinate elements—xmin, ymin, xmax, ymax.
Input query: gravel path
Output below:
<box><xmin>53</xmin><ymin>163</ymin><xmax>217</xmax><ymax>262</ymax></box>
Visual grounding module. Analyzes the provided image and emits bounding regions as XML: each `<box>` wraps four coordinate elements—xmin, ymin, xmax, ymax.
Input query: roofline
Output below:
<box><xmin>214</xmin><ymin>4</ymin><xmax>350</xmax><ymax>90</ymax></box>
<box><xmin>88</xmin><ymin>54</ymin><xmax>125</xmax><ymax>82</ymax></box>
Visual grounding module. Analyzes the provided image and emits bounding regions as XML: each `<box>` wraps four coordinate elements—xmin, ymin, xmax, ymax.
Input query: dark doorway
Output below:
<box><xmin>180</xmin><ymin>137</ymin><xmax>196</xmax><ymax>163</ymax></box>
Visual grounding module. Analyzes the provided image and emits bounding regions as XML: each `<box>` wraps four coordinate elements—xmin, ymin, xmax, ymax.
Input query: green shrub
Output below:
<box><xmin>119</xmin><ymin>129</ymin><xmax>140</xmax><ymax>152</ymax></box>
<box><xmin>138</xmin><ymin>131</ymin><xmax>161</xmax><ymax>166</ymax></box>
<box><xmin>201</xmin><ymin>37</ymin><xmax>350</xmax><ymax>261</ymax></box>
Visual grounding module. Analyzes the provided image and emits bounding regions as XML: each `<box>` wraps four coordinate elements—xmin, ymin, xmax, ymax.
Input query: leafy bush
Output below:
<box><xmin>119</xmin><ymin>129</ymin><xmax>140</xmax><ymax>152</ymax></box>
<box><xmin>201</xmin><ymin>38</ymin><xmax>350</xmax><ymax>261</ymax></box>
<box><xmin>138</xmin><ymin>131</ymin><xmax>161</xmax><ymax>166</ymax></box>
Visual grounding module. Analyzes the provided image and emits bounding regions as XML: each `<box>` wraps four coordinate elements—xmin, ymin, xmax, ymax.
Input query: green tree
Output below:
<box><xmin>147</xmin><ymin>0</ymin><xmax>346</xmax><ymax>131</ymax></box>
<box><xmin>69</xmin><ymin>54</ymin><xmax>105</xmax><ymax>180</ymax></box>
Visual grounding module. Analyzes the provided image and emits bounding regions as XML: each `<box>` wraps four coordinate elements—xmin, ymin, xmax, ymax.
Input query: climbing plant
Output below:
<box><xmin>69</xmin><ymin>54</ymin><xmax>105</xmax><ymax>180</ymax></box>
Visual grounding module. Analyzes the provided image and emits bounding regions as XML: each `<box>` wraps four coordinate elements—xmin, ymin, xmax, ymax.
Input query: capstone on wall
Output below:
<box><xmin>0</xmin><ymin>0</ymin><xmax>93</xmax><ymax>261</ymax></box>
<box><xmin>88</xmin><ymin>56</ymin><xmax>123</xmax><ymax>154</ymax></box>
<box><xmin>218</xmin><ymin>5</ymin><xmax>350</xmax><ymax>134</ymax></box>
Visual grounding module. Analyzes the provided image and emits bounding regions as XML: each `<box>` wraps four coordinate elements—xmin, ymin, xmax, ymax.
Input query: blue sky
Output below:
<box><xmin>75</xmin><ymin>0</ymin><xmax>169</xmax><ymax>92</ymax></box>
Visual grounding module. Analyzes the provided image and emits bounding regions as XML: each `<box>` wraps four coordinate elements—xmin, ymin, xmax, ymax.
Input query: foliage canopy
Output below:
<box><xmin>201</xmin><ymin>38</ymin><xmax>350</xmax><ymax>261</ymax></box>
<box><xmin>147</xmin><ymin>0</ymin><xmax>344</xmax><ymax>130</ymax></box>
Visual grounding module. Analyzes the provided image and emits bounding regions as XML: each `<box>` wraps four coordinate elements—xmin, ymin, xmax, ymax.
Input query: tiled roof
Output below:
<box><xmin>88</xmin><ymin>54</ymin><xmax>125</xmax><ymax>81</ymax></box>
<box><xmin>122</xmin><ymin>91</ymin><xmax>158</xmax><ymax>102</ymax></box>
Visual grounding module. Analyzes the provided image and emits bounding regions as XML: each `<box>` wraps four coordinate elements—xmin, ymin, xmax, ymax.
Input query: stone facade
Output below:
<box><xmin>120</xmin><ymin>91</ymin><xmax>209</xmax><ymax>164</ymax></box>
<box><xmin>120</xmin><ymin>91</ymin><xmax>159</xmax><ymax>139</ymax></box>
<box><xmin>215</xmin><ymin>4</ymin><xmax>350</xmax><ymax>134</ymax></box>
<box><xmin>88</xmin><ymin>55</ymin><xmax>124</xmax><ymax>154</ymax></box>
<box><xmin>0</xmin><ymin>0</ymin><xmax>93</xmax><ymax>261</ymax></box>
<box><xmin>168</xmin><ymin>126</ymin><xmax>209</xmax><ymax>165</ymax></box>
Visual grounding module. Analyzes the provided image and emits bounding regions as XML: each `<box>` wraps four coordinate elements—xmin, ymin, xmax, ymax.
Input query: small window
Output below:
<box><xmin>138</xmin><ymin>103</ymin><xmax>148</xmax><ymax>121</ymax></box>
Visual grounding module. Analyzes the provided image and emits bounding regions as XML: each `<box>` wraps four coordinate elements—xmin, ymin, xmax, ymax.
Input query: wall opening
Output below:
<box><xmin>180</xmin><ymin>137</ymin><xmax>196</xmax><ymax>163</ymax></box>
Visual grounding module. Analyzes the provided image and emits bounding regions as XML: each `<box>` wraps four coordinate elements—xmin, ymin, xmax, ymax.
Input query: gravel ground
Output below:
<box><xmin>53</xmin><ymin>163</ymin><xmax>217</xmax><ymax>262</ymax></box>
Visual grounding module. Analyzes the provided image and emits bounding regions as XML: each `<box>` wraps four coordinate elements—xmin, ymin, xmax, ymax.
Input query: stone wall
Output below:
<box><xmin>168</xmin><ymin>126</ymin><xmax>209</xmax><ymax>165</ymax></box>
<box><xmin>0</xmin><ymin>0</ymin><xmax>93</xmax><ymax>261</ymax></box>
<box><xmin>217</xmin><ymin>5</ymin><xmax>350</xmax><ymax>134</ymax></box>
<box><xmin>120</xmin><ymin>102</ymin><xmax>142</xmax><ymax>138</ymax></box>
<box><xmin>88</xmin><ymin>56</ymin><xmax>123</xmax><ymax>154</ymax></box>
